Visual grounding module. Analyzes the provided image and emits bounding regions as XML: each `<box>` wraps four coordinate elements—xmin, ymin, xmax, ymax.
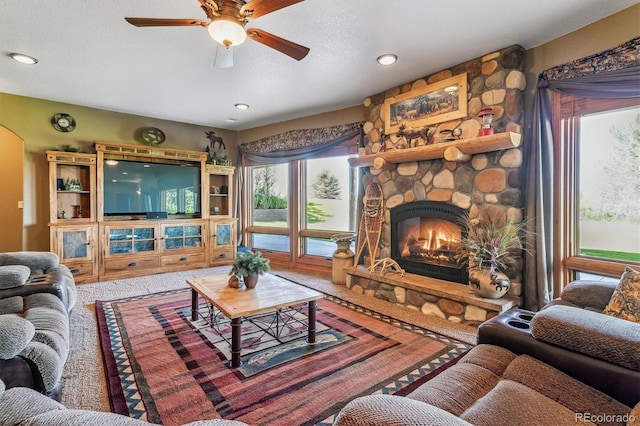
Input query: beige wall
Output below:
<box><xmin>0</xmin><ymin>93</ymin><xmax>237</xmax><ymax>250</ymax></box>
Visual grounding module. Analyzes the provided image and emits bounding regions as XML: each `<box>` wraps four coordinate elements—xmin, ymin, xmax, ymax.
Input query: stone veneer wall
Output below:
<box><xmin>360</xmin><ymin>45</ymin><xmax>527</xmax><ymax>300</ymax></box>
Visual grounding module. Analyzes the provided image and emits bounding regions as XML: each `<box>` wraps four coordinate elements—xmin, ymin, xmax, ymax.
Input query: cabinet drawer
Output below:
<box><xmin>63</xmin><ymin>260</ymin><xmax>95</xmax><ymax>283</ymax></box>
<box><xmin>161</xmin><ymin>252</ymin><xmax>205</xmax><ymax>268</ymax></box>
<box><xmin>104</xmin><ymin>256</ymin><xmax>159</xmax><ymax>273</ymax></box>
<box><xmin>211</xmin><ymin>248</ymin><xmax>234</xmax><ymax>263</ymax></box>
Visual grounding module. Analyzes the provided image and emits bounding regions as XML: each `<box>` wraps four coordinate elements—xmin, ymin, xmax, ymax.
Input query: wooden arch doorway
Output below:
<box><xmin>0</xmin><ymin>126</ymin><xmax>24</xmax><ymax>251</ymax></box>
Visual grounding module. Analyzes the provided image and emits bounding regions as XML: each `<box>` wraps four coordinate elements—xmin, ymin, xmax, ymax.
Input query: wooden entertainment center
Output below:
<box><xmin>48</xmin><ymin>141</ymin><xmax>236</xmax><ymax>283</ymax></box>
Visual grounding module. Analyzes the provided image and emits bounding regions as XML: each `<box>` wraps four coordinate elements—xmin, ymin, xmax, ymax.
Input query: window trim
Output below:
<box><xmin>553</xmin><ymin>94</ymin><xmax>639</xmax><ymax>285</ymax></box>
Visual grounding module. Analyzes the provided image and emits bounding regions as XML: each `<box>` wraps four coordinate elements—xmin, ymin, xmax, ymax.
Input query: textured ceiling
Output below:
<box><xmin>1</xmin><ymin>0</ymin><xmax>637</xmax><ymax>130</ymax></box>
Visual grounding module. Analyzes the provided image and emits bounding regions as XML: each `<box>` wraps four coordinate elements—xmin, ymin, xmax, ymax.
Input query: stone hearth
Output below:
<box><xmin>344</xmin><ymin>266</ymin><xmax>519</xmax><ymax>326</ymax></box>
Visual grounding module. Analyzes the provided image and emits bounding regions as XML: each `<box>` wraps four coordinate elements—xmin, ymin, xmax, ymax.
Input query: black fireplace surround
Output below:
<box><xmin>390</xmin><ymin>201</ymin><xmax>468</xmax><ymax>284</ymax></box>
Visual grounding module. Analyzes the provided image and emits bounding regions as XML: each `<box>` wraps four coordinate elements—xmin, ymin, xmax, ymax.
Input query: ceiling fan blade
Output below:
<box><xmin>124</xmin><ymin>18</ymin><xmax>208</xmax><ymax>27</ymax></box>
<box><xmin>247</xmin><ymin>28</ymin><xmax>309</xmax><ymax>60</ymax></box>
<box><xmin>240</xmin><ymin>0</ymin><xmax>303</xmax><ymax>19</ymax></box>
<box><xmin>214</xmin><ymin>45</ymin><xmax>234</xmax><ymax>68</ymax></box>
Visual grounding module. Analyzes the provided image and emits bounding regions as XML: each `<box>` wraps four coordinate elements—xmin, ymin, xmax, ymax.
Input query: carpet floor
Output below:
<box><xmin>61</xmin><ymin>267</ymin><xmax>477</xmax><ymax>415</ymax></box>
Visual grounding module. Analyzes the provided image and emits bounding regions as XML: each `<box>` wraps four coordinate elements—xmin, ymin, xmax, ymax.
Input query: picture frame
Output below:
<box><xmin>384</xmin><ymin>73</ymin><xmax>468</xmax><ymax>134</ymax></box>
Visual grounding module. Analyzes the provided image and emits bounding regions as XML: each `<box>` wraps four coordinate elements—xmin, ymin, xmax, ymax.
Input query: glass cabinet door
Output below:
<box><xmin>59</xmin><ymin>226</ymin><xmax>94</xmax><ymax>261</ymax></box>
<box><xmin>107</xmin><ymin>226</ymin><xmax>157</xmax><ymax>256</ymax></box>
<box><xmin>163</xmin><ymin>224</ymin><xmax>203</xmax><ymax>251</ymax></box>
<box><xmin>213</xmin><ymin>222</ymin><xmax>232</xmax><ymax>248</ymax></box>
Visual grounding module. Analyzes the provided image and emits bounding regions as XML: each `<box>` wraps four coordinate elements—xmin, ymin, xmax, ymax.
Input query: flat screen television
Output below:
<box><xmin>103</xmin><ymin>159</ymin><xmax>201</xmax><ymax>216</ymax></box>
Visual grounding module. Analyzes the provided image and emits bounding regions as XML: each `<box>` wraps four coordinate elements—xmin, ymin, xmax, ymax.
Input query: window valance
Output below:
<box><xmin>539</xmin><ymin>36</ymin><xmax>639</xmax><ymax>82</ymax></box>
<box><xmin>239</xmin><ymin>122</ymin><xmax>363</xmax><ymax>165</ymax></box>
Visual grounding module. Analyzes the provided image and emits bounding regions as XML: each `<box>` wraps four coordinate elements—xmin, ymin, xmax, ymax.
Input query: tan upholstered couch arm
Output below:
<box><xmin>333</xmin><ymin>394</ymin><xmax>472</xmax><ymax>426</ymax></box>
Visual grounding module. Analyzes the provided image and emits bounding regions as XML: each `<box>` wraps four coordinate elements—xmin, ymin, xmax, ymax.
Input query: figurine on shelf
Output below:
<box><xmin>477</xmin><ymin>107</ymin><xmax>495</xmax><ymax>136</ymax></box>
<box><xmin>60</xmin><ymin>210</ymin><xmax>67</xmax><ymax>219</ymax></box>
<box><xmin>64</xmin><ymin>178</ymin><xmax>82</xmax><ymax>191</ymax></box>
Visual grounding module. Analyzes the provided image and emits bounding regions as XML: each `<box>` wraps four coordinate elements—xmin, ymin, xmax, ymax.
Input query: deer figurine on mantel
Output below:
<box><xmin>395</xmin><ymin>124</ymin><xmax>436</xmax><ymax>149</ymax></box>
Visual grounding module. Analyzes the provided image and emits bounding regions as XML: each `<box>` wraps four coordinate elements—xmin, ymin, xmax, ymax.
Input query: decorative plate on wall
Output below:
<box><xmin>51</xmin><ymin>113</ymin><xmax>76</xmax><ymax>132</ymax></box>
<box><xmin>140</xmin><ymin>127</ymin><xmax>166</xmax><ymax>145</ymax></box>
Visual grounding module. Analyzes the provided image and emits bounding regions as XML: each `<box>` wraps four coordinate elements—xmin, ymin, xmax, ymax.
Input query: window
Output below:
<box><xmin>554</xmin><ymin>95</ymin><xmax>640</xmax><ymax>283</ymax></box>
<box><xmin>243</xmin><ymin>146</ymin><xmax>359</xmax><ymax>268</ymax></box>
<box><xmin>249</xmin><ymin>163</ymin><xmax>290</xmax><ymax>253</ymax></box>
<box><xmin>302</xmin><ymin>155</ymin><xmax>358</xmax><ymax>258</ymax></box>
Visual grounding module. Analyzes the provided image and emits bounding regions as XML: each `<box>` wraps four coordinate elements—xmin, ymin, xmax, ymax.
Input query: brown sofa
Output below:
<box><xmin>477</xmin><ymin>280</ymin><xmax>640</xmax><ymax>407</ymax></box>
<box><xmin>334</xmin><ymin>344</ymin><xmax>638</xmax><ymax>426</ymax></box>
<box><xmin>335</xmin><ymin>279</ymin><xmax>640</xmax><ymax>425</ymax></box>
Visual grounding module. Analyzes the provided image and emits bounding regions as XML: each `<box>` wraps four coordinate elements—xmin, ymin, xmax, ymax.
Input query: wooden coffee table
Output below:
<box><xmin>186</xmin><ymin>273</ymin><xmax>323</xmax><ymax>368</ymax></box>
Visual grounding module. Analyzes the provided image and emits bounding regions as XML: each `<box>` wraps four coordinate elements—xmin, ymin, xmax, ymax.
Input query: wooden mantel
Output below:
<box><xmin>348</xmin><ymin>132</ymin><xmax>521</xmax><ymax>169</ymax></box>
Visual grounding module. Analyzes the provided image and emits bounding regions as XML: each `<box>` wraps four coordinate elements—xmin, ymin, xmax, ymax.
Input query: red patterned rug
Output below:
<box><xmin>97</xmin><ymin>285</ymin><xmax>471</xmax><ymax>425</ymax></box>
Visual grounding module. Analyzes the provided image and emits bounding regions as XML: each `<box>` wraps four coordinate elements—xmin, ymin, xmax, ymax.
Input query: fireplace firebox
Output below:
<box><xmin>390</xmin><ymin>201</ymin><xmax>468</xmax><ymax>284</ymax></box>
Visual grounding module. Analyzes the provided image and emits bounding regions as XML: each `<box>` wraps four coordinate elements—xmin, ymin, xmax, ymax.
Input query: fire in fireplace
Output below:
<box><xmin>390</xmin><ymin>201</ymin><xmax>468</xmax><ymax>283</ymax></box>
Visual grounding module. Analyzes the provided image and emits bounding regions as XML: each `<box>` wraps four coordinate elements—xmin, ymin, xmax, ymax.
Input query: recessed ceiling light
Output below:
<box><xmin>234</xmin><ymin>103</ymin><xmax>249</xmax><ymax>110</ymax></box>
<box><xmin>9</xmin><ymin>53</ymin><xmax>38</xmax><ymax>65</ymax></box>
<box><xmin>377</xmin><ymin>54</ymin><xmax>397</xmax><ymax>66</ymax></box>
<box><xmin>226</xmin><ymin>118</ymin><xmax>239</xmax><ymax>122</ymax></box>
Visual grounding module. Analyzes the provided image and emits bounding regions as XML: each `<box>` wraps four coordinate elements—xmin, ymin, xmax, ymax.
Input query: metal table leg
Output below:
<box><xmin>230</xmin><ymin>317</ymin><xmax>242</xmax><ymax>368</ymax></box>
<box><xmin>191</xmin><ymin>289</ymin><xmax>198</xmax><ymax>321</ymax></box>
<box><xmin>307</xmin><ymin>300</ymin><xmax>317</xmax><ymax>344</ymax></box>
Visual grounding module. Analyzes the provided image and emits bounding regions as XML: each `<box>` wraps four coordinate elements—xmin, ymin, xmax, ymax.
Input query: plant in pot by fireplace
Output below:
<box><xmin>455</xmin><ymin>213</ymin><xmax>526</xmax><ymax>299</ymax></box>
<box><xmin>229</xmin><ymin>250</ymin><xmax>270</xmax><ymax>289</ymax></box>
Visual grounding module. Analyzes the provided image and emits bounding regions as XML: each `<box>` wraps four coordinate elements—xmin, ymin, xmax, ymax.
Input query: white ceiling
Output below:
<box><xmin>1</xmin><ymin>0</ymin><xmax>637</xmax><ymax>131</ymax></box>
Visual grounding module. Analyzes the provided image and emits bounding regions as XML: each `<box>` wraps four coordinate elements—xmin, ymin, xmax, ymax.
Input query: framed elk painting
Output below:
<box><xmin>384</xmin><ymin>73</ymin><xmax>468</xmax><ymax>134</ymax></box>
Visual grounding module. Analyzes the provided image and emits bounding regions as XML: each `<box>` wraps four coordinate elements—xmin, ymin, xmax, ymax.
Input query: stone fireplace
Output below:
<box><xmin>390</xmin><ymin>201</ymin><xmax>467</xmax><ymax>284</ymax></box>
<box><xmin>343</xmin><ymin>45</ymin><xmax>527</xmax><ymax>325</ymax></box>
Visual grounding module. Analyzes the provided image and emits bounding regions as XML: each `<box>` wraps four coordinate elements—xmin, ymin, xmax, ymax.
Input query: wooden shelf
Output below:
<box><xmin>348</xmin><ymin>132</ymin><xmax>521</xmax><ymax>169</ymax></box>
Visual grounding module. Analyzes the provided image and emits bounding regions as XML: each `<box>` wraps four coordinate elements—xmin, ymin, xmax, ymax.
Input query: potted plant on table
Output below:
<box><xmin>229</xmin><ymin>250</ymin><xmax>270</xmax><ymax>289</ymax></box>
<box><xmin>455</xmin><ymin>213</ymin><xmax>526</xmax><ymax>299</ymax></box>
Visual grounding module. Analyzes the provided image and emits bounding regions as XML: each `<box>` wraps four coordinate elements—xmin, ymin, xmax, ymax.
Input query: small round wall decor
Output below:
<box><xmin>140</xmin><ymin>127</ymin><xmax>166</xmax><ymax>145</ymax></box>
<box><xmin>51</xmin><ymin>113</ymin><xmax>76</xmax><ymax>132</ymax></box>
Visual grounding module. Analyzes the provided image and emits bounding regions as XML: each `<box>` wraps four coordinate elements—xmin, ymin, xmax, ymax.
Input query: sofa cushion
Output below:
<box><xmin>0</xmin><ymin>387</ymin><xmax>66</xmax><ymax>425</ymax></box>
<box><xmin>0</xmin><ymin>296</ymin><xmax>23</xmax><ymax>315</ymax></box>
<box><xmin>603</xmin><ymin>266</ymin><xmax>640</xmax><ymax>323</ymax></box>
<box><xmin>334</xmin><ymin>394</ymin><xmax>472</xmax><ymax>426</ymax></box>
<box><xmin>502</xmin><ymin>355</ymin><xmax>631</xmax><ymax>416</ymax></box>
<box><xmin>0</xmin><ymin>252</ymin><xmax>59</xmax><ymax>274</ymax></box>
<box><xmin>460</xmin><ymin>380</ymin><xmax>586</xmax><ymax>426</ymax></box>
<box><xmin>558</xmin><ymin>280</ymin><xmax>617</xmax><ymax>310</ymax></box>
<box><xmin>0</xmin><ymin>315</ymin><xmax>35</xmax><ymax>359</ymax></box>
<box><xmin>531</xmin><ymin>305</ymin><xmax>640</xmax><ymax>371</ymax></box>
<box><xmin>0</xmin><ymin>265</ymin><xmax>31</xmax><ymax>289</ymax></box>
<box><xmin>19</xmin><ymin>341</ymin><xmax>63</xmax><ymax>392</ymax></box>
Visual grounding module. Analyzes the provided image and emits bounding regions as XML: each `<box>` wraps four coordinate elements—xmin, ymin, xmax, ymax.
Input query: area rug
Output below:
<box><xmin>97</xmin><ymin>286</ymin><xmax>471</xmax><ymax>426</ymax></box>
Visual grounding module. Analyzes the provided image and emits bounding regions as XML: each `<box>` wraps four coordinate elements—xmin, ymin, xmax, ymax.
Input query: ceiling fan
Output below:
<box><xmin>125</xmin><ymin>0</ymin><xmax>309</xmax><ymax>68</ymax></box>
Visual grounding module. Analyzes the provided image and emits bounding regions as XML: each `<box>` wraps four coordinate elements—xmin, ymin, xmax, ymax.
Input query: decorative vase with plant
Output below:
<box><xmin>455</xmin><ymin>213</ymin><xmax>526</xmax><ymax>299</ymax></box>
<box><xmin>229</xmin><ymin>250</ymin><xmax>270</xmax><ymax>289</ymax></box>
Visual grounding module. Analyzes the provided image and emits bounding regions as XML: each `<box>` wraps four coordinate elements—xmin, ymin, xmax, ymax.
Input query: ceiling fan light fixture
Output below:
<box><xmin>9</xmin><ymin>53</ymin><xmax>38</xmax><ymax>64</ymax></box>
<box><xmin>377</xmin><ymin>54</ymin><xmax>397</xmax><ymax>66</ymax></box>
<box><xmin>208</xmin><ymin>16</ymin><xmax>247</xmax><ymax>47</ymax></box>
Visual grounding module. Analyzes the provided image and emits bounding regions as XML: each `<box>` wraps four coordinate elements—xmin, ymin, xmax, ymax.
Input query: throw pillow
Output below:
<box><xmin>0</xmin><ymin>315</ymin><xmax>35</xmax><ymax>359</ymax></box>
<box><xmin>602</xmin><ymin>266</ymin><xmax>640</xmax><ymax>323</ymax></box>
<box><xmin>0</xmin><ymin>265</ymin><xmax>30</xmax><ymax>289</ymax></box>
